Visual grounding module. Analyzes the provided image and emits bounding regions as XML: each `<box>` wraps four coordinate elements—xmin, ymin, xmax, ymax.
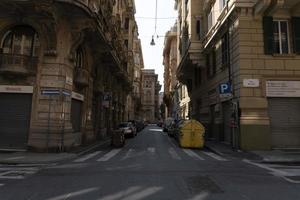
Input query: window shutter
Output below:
<box><xmin>263</xmin><ymin>16</ymin><xmax>274</xmax><ymax>55</ymax></box>
<box><xmin>292</xmin><ymin>17</ymin><xmax>300</xmax><ymax>54</ymax></box>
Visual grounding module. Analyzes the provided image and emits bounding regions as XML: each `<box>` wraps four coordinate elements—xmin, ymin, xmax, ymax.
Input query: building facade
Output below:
<box><xmin>176</xmin><ymin>0</ymin><xmax>300</xmax><ymax>150</ymax></box>
<box><xmin>163</xmin><ymin>24</ymin><xmax>191</xmax><ymax>121</ymax></box>
<box><xmin>0</xmin><ymin>0</ymin><xmax>141</xmax><ymax>151</ymax></box>
<box><xmin>141</xmin><ymin>69</ymin><xmax>160</xmax><ymax>122</ymax></box>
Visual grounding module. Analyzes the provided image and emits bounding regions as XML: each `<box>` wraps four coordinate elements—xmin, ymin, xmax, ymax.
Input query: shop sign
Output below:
<box><xmin>243</xmin><ymin>79</ymin><xmax>260</xmax><ymax>88</ymax></box>
<box><xmin>72</xmin><ymin>91</ymin><xmax>84</xmax><ymax>101</ymax></box>
<box><xmin>0</xmin><ymin>85</ymin><xmax>33</xmax><ymax>94</ymax></box>
<box><xmin>266</xmin><ymin>81</ymin><xmax>300</xmax><ymax>97</ymax></box>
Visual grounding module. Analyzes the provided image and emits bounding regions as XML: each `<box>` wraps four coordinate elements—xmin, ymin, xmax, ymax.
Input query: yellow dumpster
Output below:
<box><xmin>178</xmin><ymin>119</ymin><xmax>205</xmax><ymax>148</ymax></box>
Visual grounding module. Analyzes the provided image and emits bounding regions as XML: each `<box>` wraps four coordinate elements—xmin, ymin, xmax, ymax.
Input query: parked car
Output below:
<box><xmin>163</xmin><ymin>117</ymin><xmax>175</xmax><ymax>132</ymax></box>
<box><xmin>118</xmin><ymin>122</ymin><xmax>136</xmax><ymax>137</ymax></box>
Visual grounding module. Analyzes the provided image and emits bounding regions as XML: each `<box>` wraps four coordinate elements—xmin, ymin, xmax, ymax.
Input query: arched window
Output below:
<box><xmin>2</xmin><ymin>26</ymin><xmax>39</xmax><ymax>57</ymax></box>
<box><xmin>75</xmin><ymin>46</ymin><xmax>84</xmax><ymax>68</ymax></box>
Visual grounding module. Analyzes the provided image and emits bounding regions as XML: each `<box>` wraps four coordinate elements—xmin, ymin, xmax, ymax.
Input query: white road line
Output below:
<box><xmin>243</xmin><ymin>159</ymin><xmax>300</xmax><ymax>184</ymax></box>
<box><xmin>168</xmin><ymin>148</ymin><xmax>181</xmax><ymax>160</ymax></box>
<box><xmin>0</xmin><ymin>167</ymin><xmax>39</xmax><ymax>171</ymax></box>
<box><xmin>182</xmin><ymin>149</ymin><xmax>204</xmax><ymax>160</ymax></box>
<box><xmin>97</xmin><ymin>149</ymin><xmax>122</xmax><ymax>162</ymax></box>
<box><xmin>121</xmin><ymin>149</ymin><xmax>135</xmax><ymax>160</ymax></box>
<box><xmin>4</xmin><ymin>156</ymin><xmax>25</xmax><ymax>161</ymax></box>
<box><xmin>122</xmin><ymin>187</ymin><xmax>163</xmax><ymax>200</ymax></box>
<box><xmin>0</xmin><ymin>183</ymin><xmax>4</xmax><ymax>187</ymax></box>
<box><xmin>73</xmin><ymin>151</ymin><xmax>102</xmax><ymax>162</ymax></box>
<box><xmin>99</xmin><ymin>186</ymin><xmax>141</xmax><ymax>200</ymax></box>
<box><xmin>202</xmin><ymin>151</ymin><xmax>228</xmax><ymax>161</ymax></box>
<box><xmin>147</xmin><ymin>147</ymin><xmax>155</xmax><ymax>154</ymax></box>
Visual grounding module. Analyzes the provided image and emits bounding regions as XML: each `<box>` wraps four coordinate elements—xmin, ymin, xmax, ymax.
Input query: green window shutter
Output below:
<box><xmin>292</xmin><ymin>17</ymin><xmax>300</xmax><ymax>54</ymax></box>
<box><xmin>263</xmin><ymin>16</ymin><xmax>274</xmax><ymax>55</ymax></box>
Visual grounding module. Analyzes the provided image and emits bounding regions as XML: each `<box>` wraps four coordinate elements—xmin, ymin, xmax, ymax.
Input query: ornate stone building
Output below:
<box><xmin>141</xmin><ymin>69</ymin><xmax>161</xmax><ymax>122</ymax></box>
<box><xmin>0</xmin><ymin>0</ymin><xmax>141</xmax><ymax>151</ymax></box>
<box><xmin>176</xmin><ymin>0</ymin><xmax>300</xmax><ymax>150</ymax></box>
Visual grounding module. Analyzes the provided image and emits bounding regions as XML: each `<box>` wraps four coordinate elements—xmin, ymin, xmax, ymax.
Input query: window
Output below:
<box><xmin>273</xmin><ymin>20</ymin><xmax>289</xmax><ymax>54</ymax></box>
<box><xmin>221</xmin><ymin>32</ymin><xmax>229</xmax><ymax>67</ymax></box>
<box><xmin>207</xmin><ymin>48</ymin><xmax>217</xmax><ymax>78</ymax></box>
<box><xmin>124</xmin><ymin>40</ymin><xmax>128</xmax><ymax>49</ymax></box>
<box><xmin>2</xmin><ymin>26</ymin><xmax>39</xmax><ymax>56</ymax></box>
<box><xmin>75</xmin><ymin>46</ymin><xmax>84</xmax><ymax>68</ymax></box>
<box><xmin>263</xmin><ymin>17</ymin><xmax>300</xmax><ymax>55</ymax></box>
<box><xmin>207</xmin><ymin>9</ymin><xmax>213</xmax><ymax>30</ymax></box>
<box><xmin>125</xmin><ymin>18</ymin><xmax>129</xmax><ymax>30</ymax></box>
<box><xmin>196</xmin><ymin>19</ymin><xmax>201</xmax><ymax>40</ymax></box>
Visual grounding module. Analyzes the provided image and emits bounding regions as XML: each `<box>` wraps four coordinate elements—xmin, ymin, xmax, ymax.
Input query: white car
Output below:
<box><xmin>118</xmin><ymin>122</ymin><xmax>137</xmax><ymax>137</ymax></box>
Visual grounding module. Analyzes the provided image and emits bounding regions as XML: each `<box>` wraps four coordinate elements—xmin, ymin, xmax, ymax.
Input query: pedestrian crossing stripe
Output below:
<box><xmin>168</xmin><ymin>147</ymin><xmax>181</xmax><ymax>160</ymax></box>
<box><xmin>182</xmin><ymin>149</ymin><xmax>205</xmax><ymax>160</ymax></box>
<box><xmin>73</xmin><ymin>148</ymin><xmax>229</xmax><ymax>163</ymax></box>
<box><xmin>202</xmin><ymin>151</ymin><xmax>228</xmax><ymax>161</ymax></box>
<box><xmin>73</xmin><ymin>151</ymin><xmax>102</xmax><ymax>162</ymax></box>
<box><xmin>97</xmin><ymin>149</ymin><xmax>122</xmax><ymax>162</ymax></box>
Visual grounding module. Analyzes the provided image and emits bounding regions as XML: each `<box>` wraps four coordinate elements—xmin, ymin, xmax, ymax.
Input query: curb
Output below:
<box><xmin>0</xmin><ymin>138</ymin><xmax>111</xmax><ymax>165</ymax></box>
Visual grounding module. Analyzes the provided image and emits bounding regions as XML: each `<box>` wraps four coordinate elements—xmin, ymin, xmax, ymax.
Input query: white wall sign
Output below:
<box><xmin>266</xmin><ymin>81</ymin><xmax>300</xmax><ymax>97</ymax></box>
<box><xmin>66</xmin><ymin>76</ymin><xmax>73</xmax><ymax>85</ymax></box>
<box><xmin>72</xmin><ymin>91</ymin><xmax>84</xmax><ymax>101</ymax></box>
<box><xmin>0</xmin><ymin>85</ymin><xmax>33</xmax><ymax>94</ymax></box>
<box><xmin>243</xmin><ymin>79</ymin><xmax>260</xmax><ymax>88</ymax></box>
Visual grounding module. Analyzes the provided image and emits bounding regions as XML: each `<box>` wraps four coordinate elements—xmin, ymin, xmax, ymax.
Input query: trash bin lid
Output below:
<box><xmin>180</xmin><ymin>119</ymin><xmax>205</xmax><ymax>134</ymax></box>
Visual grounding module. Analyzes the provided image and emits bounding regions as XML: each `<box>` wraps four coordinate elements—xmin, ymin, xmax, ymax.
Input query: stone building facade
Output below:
<box><xmin>141</xmin><ymin>69</ymin><xmax>160</xmax><ymax>123</ymax></box>
<box><xmin>0</xmin><ymin>0</ymin><xmax>142</xmax><ymax>151</ymax></box>
<box><xmin>176</xmin><ymin>0</ymin><xmax>300</xmax><ymax>150</ymax></box>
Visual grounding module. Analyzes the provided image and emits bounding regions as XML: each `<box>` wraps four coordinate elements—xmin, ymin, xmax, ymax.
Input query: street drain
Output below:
<box><xmin>185</xmin><ymin>176</ymin><xmax>223</xmax><ymax>194</ymax></box>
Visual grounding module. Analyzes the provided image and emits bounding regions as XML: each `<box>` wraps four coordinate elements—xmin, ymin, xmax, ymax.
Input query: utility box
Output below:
<box><xmin>178</xmin><ymin>120</ymin><xmax>205</xmax><ymax>149</ymax></box>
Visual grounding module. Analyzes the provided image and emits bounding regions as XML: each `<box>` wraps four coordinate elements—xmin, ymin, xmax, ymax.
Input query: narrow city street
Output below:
<box><xmin>0</xmin><ymin>125</ymin><xmax>299</xmax><ymax>200</ymax></box>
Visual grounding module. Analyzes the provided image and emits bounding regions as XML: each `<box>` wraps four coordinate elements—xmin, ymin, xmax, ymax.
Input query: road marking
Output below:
<box><xmin>73</xmin><ymin>151</ymin><xmax>102</xmax><ymax>162</ymax></box>
<box><xmin>0</xmin><ymin>167</ymin><xmax>39</xmax><ymax>171</ymax></box>
<box><xmin>0</xmin><ymin>170</ymin><xmax>35</xmax><ymax>179</ymax></box>
<box><xmin>168</xmin><ymin>148</ymin><xmax>181</xmax><ymax>160</ymax></box>
<box><xmin>4</xmin><ymin>156</ymin><xmax>25</xmax><ymax>161</ymax></box>
<box><xmin>202</xmin><ymin>151</ymin><xmax>228</xmax><ymax>161</ymax></box>
<box><xmin>147</xmin><ymin>147</ymin><xmax>155</xmax><ymax>154</ymax></box>
<box><xmin>243</xmin><ymin>159</ymin><xmax>300</xmax><ymax>184</ymax></box>
<box><xmin>46</xmin><ymin>187</ymin><xmax>99</xmax><ymax>200</ymax></box>
<box><xmin>121</xmin><ymin>149</ymin><xmax>135</xmax><ymax>160</ymax></box>
<box><xmin>122</xmin><ymin>187</ymin><xmax>163</xmax><ymax>200</ymax></box>
<box><xmin>182</xmin><ymin>149</ymin><xmax>204</xmax><ymax>160</ymax></box>
<box><xmin>97</xmin><ymin>149</ymin><xmax>122</xmax><ymax>162</ymax></box>
<box><xmin>100</xmin><ymin>186</ymin><xmax>141</xmax><ymax>200</ymax></box>
<box><xmin>0</xmin><ymin>183</ymin><xmax>4</xmax><ymax>187</ymax></box>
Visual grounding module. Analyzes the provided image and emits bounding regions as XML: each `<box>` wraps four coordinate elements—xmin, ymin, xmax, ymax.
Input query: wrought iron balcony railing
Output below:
<box><xmin>0</xmin><ymin>53</ymin><xmax>38</xmax><ymax>76</ymax></box>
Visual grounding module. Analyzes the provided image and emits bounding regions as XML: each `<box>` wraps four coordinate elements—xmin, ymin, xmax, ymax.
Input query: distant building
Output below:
<box><xmin>163</xmin><ymin>24</ymin><xmax>190</xmax><ymax>120</ymax></box>
<box><xmin>141</xmin><ymin>69</ymin><xmax>161</xmax><ymax>122</ymax></box>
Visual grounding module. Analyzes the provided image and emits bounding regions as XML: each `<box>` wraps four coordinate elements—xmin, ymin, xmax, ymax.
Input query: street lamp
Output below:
<box><xmin>150</xmin><ymin>36</ymin><xmax>155</xmax><ymax>46</ymax></box>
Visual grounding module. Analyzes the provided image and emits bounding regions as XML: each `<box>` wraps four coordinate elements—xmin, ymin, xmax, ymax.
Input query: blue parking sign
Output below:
<box><xmin>219</xmin><ymin>82</ymin><xmax>231</xmax><ymax>94</ymax></box>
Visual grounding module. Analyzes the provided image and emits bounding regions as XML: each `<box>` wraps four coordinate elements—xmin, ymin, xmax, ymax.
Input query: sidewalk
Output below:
<box><xmin>253</xmin><ymin>150</ymin><xmax>300</xmax><ymax>164</ymax></box>
<box><xmin>0</xmin><ymin>138</ymin><xmax>110</xmax><ymax>165</ymax></box>
<box><xmin>205</xmin><ymin>141</ymin><xmax>300</xmax><ymax>164</ymax></box>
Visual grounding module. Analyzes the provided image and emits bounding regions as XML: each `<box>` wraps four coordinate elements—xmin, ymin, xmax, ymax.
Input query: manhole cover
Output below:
<box><xmin>185</xmin><ymin>176</ymin><xmax>223</xmax><ymax>194</ymax></box>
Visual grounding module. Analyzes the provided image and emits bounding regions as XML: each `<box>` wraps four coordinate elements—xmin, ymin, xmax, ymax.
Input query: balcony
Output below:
<box><xmin>0</xmin><ymin>53</ymin><xmax>38</xmax><ymax>76</ymax></box>
<box><xmin>74</xmin><ymin>68</ymin><xmax>89</xmax><ymax>87</ymax></box>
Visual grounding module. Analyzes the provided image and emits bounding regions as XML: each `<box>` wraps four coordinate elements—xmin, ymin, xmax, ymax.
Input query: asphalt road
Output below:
<box><xmin>0</xmin><ymin>125</ymin><xmax>300</xmax><ymax>200</ymax></box>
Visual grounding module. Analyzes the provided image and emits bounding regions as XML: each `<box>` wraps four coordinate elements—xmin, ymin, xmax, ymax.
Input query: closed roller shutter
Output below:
<box><xmin>71</xmin><ymin>99</ymin><xmax>82</xmax><ymax>132</ymax></box>
<box><xmin>222</xmin><ymin>101</ymin><xmax>232</xmax><ymax>144</ymax></box>
<box><xmin>0</xmin><ymin>93</ymin><xmax>32</xmax><ymax>149</ymax></box>
<box><xmin>268</xmin><ymin>98</ymin><xmax>300</xmax><ymax>148</ymax></box>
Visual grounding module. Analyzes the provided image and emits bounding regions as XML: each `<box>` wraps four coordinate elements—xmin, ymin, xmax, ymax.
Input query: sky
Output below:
<box><xmin>135</xmin><ymin>0</ymin><xmax>177</xmax><ymax>92</ymax></box>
